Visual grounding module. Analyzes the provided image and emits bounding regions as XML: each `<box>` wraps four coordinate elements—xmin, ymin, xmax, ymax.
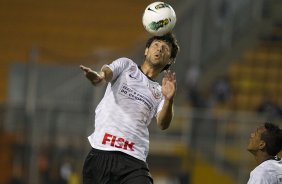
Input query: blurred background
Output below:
<box><xmin>0</xmin><ymin>0</ymin><xmax>281</xmax><ymax>184</ymax></box>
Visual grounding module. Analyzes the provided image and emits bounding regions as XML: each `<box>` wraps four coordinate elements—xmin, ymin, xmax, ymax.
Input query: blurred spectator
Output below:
<box><xmin>261</xmin><ymin>0</ymin><xmax>271</xmax><ymax>18</ymax></box>
<box><xmin>68</xmin><ymin>166</ymin><xmax>80</xmax><ymax>184</ymax></box>
<box><xmin>185</xmin><ymin>65</ymin><xmax>205</xmax><ymax>107</ymax></box>
<box><xmin>8</xmin><ymin>164</ymin><xmax>25</xmax><ymax>184</ymax></box>
<box><xmin>9</xmin><ymin>151</ymin><xmax>26</xmax><ymax>184</ymax></box>
<box><xmin>8</xmin><ymin>178</ymin><xmax>25</xmax><ymax>184</ymax></box>
<box><xmin>185</xmin><ymin>65</ymin><xmax>200</xmax><ymax>90</ymax></box>
<box><xmin>257</xmin><ymin>96</ymin><xmax>282</xmax><ymax>120</ymax></box>
<box><xmin>60</xmin><ymin>160</ymin><xmax>72</xmax><ymax>182</ymax></box>
<box><xmin>211</xmin><ymin>75</ymin><xmax>232</xmax><ymax>104</ymax></box>
<box><xmin>37</xmin><ymin>146</ymin><xmax>51</xmax><ymax>184</ymax></box>
<box><xmin>49</xmin><ymin>164</ymin><xmax>67</xmax><ymax>184</ymax></box>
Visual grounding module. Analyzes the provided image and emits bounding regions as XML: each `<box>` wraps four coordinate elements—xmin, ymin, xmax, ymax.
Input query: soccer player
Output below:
<box><xmin>80</xmin><ymin>33</ymin><xmax>179</xmax><ymax>184</ymax></box>
<box><xmin>247</xmin><ymin>122</ymin><xmax>282</xmax><ymax>184</ymax></box>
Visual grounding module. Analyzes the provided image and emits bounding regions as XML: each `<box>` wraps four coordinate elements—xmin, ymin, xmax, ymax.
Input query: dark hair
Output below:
<box><xmin>261</xmin><ymin>122</ymin><xmax>282</xmax><ymax>156</ymax></box>
<box><xmin>145</xmin><ymin>33</ymin><xmax>179</xmax><ymax>71</ymax></box>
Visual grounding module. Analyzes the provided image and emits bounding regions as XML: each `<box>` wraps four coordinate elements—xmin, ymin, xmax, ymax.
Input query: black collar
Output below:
<box><xmin>138</xmin><ymin>66</ymin><xmax>156</xmax><ymax>82</ymax></box>
<box><xmin>266</xmin><ymin>156</ymin><xmax>281</xmax><ymax>161</ymax></box>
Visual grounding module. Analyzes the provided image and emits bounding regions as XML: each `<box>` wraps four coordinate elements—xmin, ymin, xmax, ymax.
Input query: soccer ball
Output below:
<box><xmin>142</xmin><ymin>2</ymin><xmax>176</xmax><ymax>36</ymax></box>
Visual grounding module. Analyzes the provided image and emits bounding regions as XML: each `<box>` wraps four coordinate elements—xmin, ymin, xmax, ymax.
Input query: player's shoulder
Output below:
<box><xmin>249</xmin><ymin>160</ymin><xmax>282</xmax><ymax>184</ymax></box>
<box><xmin>115</xmin><ymin>57</ymin><xmax>138</xmax><ymax>71</ymax></box>
<box><xmin>253</xmin><ymin>160</ymin><xmax>278</xmax><ymax>174</ymax></box>
<box><xmin>116</xmin><ymin>57</ymin><xmax>135</xmax><ymax>65</ymax></box>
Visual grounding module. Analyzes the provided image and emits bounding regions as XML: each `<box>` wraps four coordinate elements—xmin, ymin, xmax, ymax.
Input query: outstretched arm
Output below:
<box><xmin>80</xmin><ymin>65</ymin><xmax>113</xmax><ymax>86</ymax></box>
<box><xmin>156</xmin><ymin>70</ymin><xmax>176</xmax><ymax>130</ymax></box>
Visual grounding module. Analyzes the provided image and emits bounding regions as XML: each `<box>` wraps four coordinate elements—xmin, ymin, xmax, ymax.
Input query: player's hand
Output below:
<box><xmin>162</xmin><ymin>70</ymin><xmax>176</xmax><ymax>100</ymax></box>
<box><xmin>80</xmin><ymin>65</ymin><xmax>105</xmax><ymax>85</ymax></box>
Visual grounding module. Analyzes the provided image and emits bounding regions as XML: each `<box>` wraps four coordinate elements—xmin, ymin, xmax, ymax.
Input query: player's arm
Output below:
<box><xmin>80</xmin><ymin>65</ymin><xmax>113</xmax><ymax>86</ymax></box>
<box><xmin>156</xmin><ymin>98</ymin><xmax>174</xmax><ymax>130</ymax></box>
<box><xmin>156</xmin><ymin>70</ymin><xmax>176</xmax><ymax>130</ymax></box>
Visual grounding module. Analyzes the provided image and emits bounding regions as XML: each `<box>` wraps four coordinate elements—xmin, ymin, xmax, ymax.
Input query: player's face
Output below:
<box><xmin>144</xmin><ymin>40</ymin><xmax>172</xmax><ymax>68</ymax></box>
<box><xmin>247</xmin><ymin>126</ymin><xmax>266</xmax><ymax>153</ymax></box>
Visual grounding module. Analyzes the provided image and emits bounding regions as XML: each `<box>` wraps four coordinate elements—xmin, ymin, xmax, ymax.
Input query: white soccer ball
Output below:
<box><xmin>142</xmin><ymin>2</ymin><xmax>176</xmax><ymax>36</ymax></box>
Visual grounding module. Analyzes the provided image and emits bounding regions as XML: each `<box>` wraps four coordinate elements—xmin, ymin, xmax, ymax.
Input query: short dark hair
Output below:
<box><xmin>145</xmin><ymin>33</ymin><xmax>179</xmax><ymax>71</ymax></box>
<box><xmin>261</xmin><ymin>122</ymin><xmax>282</xmax><ymax>156</ymax></box>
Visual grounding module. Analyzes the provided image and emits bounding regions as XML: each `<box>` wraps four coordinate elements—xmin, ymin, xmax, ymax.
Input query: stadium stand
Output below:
<box><xmin>0</xmin><ymin>0</ymin><xmax>152</xmax><ymax>102</ymax></box>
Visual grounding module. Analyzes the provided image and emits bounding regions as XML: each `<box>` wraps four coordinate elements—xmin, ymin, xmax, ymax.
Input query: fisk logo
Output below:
<box><xmin>102</xmin><ymin>133</ymin><xmax>135</xmax><ymax>151</ymax></box>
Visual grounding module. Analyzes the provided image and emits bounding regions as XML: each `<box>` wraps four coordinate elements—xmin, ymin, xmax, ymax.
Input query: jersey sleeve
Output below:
<box><xmin>101</xmin><ymin>57</ymin><xmax>132</xmax><ymax>81</ymax></box>
<box><xmin>247</xmin><ymin>173</ymin><xmax>269</xmax><ymax>184</ymax></box>
<box><xmin>156</xmin><ymin>98</ymin><xmax>164</xmax><ymax>116</ymax></box>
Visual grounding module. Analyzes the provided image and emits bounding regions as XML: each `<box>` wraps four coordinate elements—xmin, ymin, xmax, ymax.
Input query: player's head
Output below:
<box><xmin>247</xmin><ymin>122</ymin><xmax>282</xmax><ymax>156</ymax></box>
<box><xmin>145</xmin><ymin>33</ymin><xmax>179</xmax><ymax>71</ymax></box>
<box><xmin>261</xmin><ymin>122</ymin><xmax>282</xmax><ymax>156</ymax></box>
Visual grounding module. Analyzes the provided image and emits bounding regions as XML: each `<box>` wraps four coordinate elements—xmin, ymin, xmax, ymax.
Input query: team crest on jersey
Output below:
<box><xmin>148</xmin><ymin>83</ymin><xmax>162</xmax><ymax>99</ymax></box>
<box><xmin>129</xmin><ymin>66</ymin><xmax>135</xmax><ymax>72</ymax></box>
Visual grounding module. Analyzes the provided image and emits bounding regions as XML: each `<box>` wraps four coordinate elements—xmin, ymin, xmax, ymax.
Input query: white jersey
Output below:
<box><xmin>247</xmin><ymin>158</ymin><xmax>282</xmax><ymax>184</ymax></box>
<box><xmin>88</xmin><ymin>57</ymin><xmax>164</xmax><ymax>161</ymax></box>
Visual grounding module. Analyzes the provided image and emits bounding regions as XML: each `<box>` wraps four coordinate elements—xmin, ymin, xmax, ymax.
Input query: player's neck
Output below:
<box><xmin>139</xmin><ymin>63</ymin><xmax>160</xmax><ymax>80</ymax></box>
<box><xmin>255</xmin><ymin>152</ymin><xmax>275</xmax><ymax>165</ymax></box>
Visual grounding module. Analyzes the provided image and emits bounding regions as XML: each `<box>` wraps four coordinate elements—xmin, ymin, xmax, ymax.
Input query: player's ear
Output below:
<box><xmin>144</xmin><ymin>48</ymin><xmax>149</xmax><ymax>56</ymax></box>
<box><xmin>259</xmin><ymin>140</ymin><xmax>266</xmax><ymax>150</ymax></box>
